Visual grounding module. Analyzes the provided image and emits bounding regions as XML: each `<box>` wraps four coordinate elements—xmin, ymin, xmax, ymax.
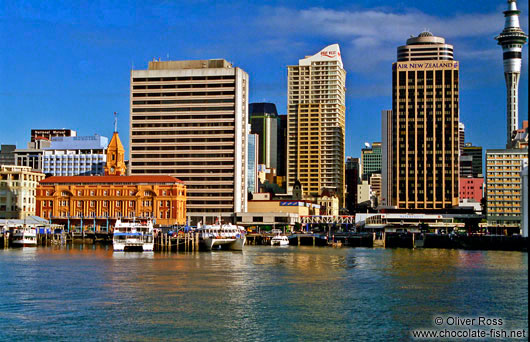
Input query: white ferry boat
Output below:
<box><xmin>198</xmin><ymin>224</ymin><xmax>246</xmax><ymax>251</ymax></box>
<box><xmin>12</xmin><ymin>227</ymin><xmax>38</xmax><ymax>247</ymax></box>
<box><xmin>113</xmin><ymin>219</ymin><xmax>154</xmax><ymax>252</ymax></box>
<box><xmin>271</xmin><ymin>235</ymin><xmax>289</xmax><ymax>246</ymax></box>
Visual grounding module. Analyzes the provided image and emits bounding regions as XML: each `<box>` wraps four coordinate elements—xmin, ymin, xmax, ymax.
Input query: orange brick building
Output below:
<box><xmin>36</xmin><ymin>175</ymin><xmax>186</xmax><ymax>230</ymax></box>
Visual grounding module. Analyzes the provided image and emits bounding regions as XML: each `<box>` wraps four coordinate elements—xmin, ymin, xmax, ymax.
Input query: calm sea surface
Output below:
<box><xmin>0</xmin><ymin>246</ymin><xmax>527</xmax><ymax>341</ymax></box>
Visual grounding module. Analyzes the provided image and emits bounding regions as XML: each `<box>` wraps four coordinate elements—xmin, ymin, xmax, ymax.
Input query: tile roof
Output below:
<box><xmin>40</xmin><ymin>175</ymin><xmax>184</xmax><ymax>184</ymax></box>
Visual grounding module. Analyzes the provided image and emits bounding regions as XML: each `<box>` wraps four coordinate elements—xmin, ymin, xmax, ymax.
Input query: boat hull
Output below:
<box><xmin>271</xmin><ymin>239</ymin><xmax>289</xmax><ymax>246</ymax></box>
<box><xmin>201</xmin><ymin>237</ymin><xmax>245</xmax><ymax>251</ymax></box>
<box><xmin>113</xmin><ymin>242</ymin><xmax>154</xmax><ymax>252</ymax></box>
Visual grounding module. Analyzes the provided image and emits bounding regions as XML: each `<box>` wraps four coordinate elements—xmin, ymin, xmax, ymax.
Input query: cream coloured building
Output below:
<box><xmin>485</xmin><ymin>148</ymin><xmax>528</xmax><ymax>231</ymax></box>
<box><xmin>129</xmin><ymin>59</ymin><xmax>248</xmax><ymax>224</ymax></box>
<box><xmin>0</xmin><ymin>165</ymin><xmax>45</xmax><ymax>219</ymax></box>
<box><xmin>287</xmin><ymin>44</ymin><xmax>346</xmax><ymax>202</ymax></box>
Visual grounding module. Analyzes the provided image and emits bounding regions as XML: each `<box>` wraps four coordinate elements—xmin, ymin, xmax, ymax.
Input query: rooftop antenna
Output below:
<box><xmin>113</xmin><ymin>112</ymin><xmax>118</xmax><ymax>133</ymax></box>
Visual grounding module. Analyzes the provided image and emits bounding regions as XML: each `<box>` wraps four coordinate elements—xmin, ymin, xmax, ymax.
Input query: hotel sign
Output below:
<box><xmin>393</xmin><ymin>61</ymin><xmax>459</xmax><ymax>70</ymax></box>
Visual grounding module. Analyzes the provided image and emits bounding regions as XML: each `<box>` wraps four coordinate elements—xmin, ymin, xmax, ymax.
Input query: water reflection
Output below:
<box><xmin>0</xmin><ymin>245</ymin><xmax>527</xmax><ymax>341</ymax></box>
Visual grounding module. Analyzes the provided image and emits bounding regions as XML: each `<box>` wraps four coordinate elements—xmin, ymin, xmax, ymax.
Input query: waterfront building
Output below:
<box><xmin>287</xmin><ymin>44</ymin><xmax>346</xmax><ymax>201</ymax></box>
<box><xmin>345</xmin><ymin>157</ymin><xmax>360</xmax><ymax>213</ymax></box>
<box><xmin>41</xmin><ymin>135</ymin><xmax>108</xmax><ymax>176</ymax></box>
<box><xmin>0</xmin><ymin>165</ymin><xmax>45</xmax><ymax>219</ymax></box>
<box><xmin>361</xmin><ymin>142</ymin><xmax>382</xmax><ymax>181</ymax></box>
<box><xmin>0</xmin><ymin>145</ymin><xmax>16</xmax><ymax>166</ymax></box>
<box><xmin>460</xmin><ymin>143</ymin><xmax>483</xmax><ymax>178</ymax></box>
<box><xmin>249</xmin><ymin>103</ymin><xmax>278</xmax><ymax>170</ymax></box>
<box><xmin>391</xmin><ymin>32</ymin><xmax>459</xmax><ymax>209</ymax></box>
<box><xmin>459</xmin><ymin>177</ymin><xmax>484</xmax><ymax>203</ymax></box>
<box><xmin>31</xmin><ymin>129</ymin><xmax>76</xmax><ymax>143</ymax></box>
<box><xmin>248</xmin><ymin>133</ymin><xmax>259</xmax><ymax>194</ymax></box>
<box><xmin>277</xmin><ymin>114</ymin><xmax>287</xmax><ymax>177</ymax></box>
<box><xmin>36</xmin><ymin>175</ymin><xmax>187</xmax><ymax>228</ymax></box>
<box><xmin>235</xmin><ymin>197</ymin><xmax>320</xmax><ymax>230</ymax></box>
<box><xmin>485</xmin><ymin>148</ymin><xmax>528</xmax><ymax>232</ymax></box>
<box><xmin>495</xmin><ymin>0</ymin><xmax>528</xmax><ymax>147</ymax></box>
<box><xmin>381</xmin><ymin>109</ymin><xmax>393</xmax><ymax>207</ymax></box>
<box><xmin>522</xmin><ymin>166</ymin><xmax>528</xmax><ymax>237</ymax></box>
<box><xmin>129</xmin><ymin>59</ymin><xmax>249</xmax><ymax>224</ymax></box>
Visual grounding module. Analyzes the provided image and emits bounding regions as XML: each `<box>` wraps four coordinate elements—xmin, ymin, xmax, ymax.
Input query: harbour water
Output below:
<box><xmin>0</xmin><ymin>246</ymin><xmax>527</xmax><ymax>341</ymax></box>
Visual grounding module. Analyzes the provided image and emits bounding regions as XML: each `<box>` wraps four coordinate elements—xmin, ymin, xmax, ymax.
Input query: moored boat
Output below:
<box><xmin>12</xmin><ymin>227</ymin><xmax>37</xmax><ymax>247</ymax></box>
<box><xmin>271</xmin><ymin>235</ymin><xmax>289</xmax><ymax>246</ymax></box>
<box><xmin>113</xmin><ymin>219</ymin><xmax>154</xmax><ymax>252</ymax></box>
<box><xmin>198</xmin><ymin>224</ymin><xmax>246</xmax><ymax>251</ymax></box>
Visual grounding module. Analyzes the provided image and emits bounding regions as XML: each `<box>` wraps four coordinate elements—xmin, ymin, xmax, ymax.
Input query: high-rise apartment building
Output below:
<box><xmin>495</xmin><ymin>0</ymin><xmax>528</xmax><ymax>146</ymax></box>
<box><xmin>391</xmin><ymin>32</ymin><xmax>459</xmax><ymax>209</ymax></box>
<box><xmin>287</xmin><ymin>44</ymin><xmax>346</xmax><ymax>201</ymax></box>
<box><xmin>485</xmin><ymin>149</ymin><xmax>528</xmax><ymax>232</ymax></box>
<box><xmin>129</xmin><ymin>59</ymin><xmax>248</xmax><ymax>224</ymax></box>
<box><xmin>361</xmin><ymin>142</ymin><xmax>382</xmax><ymax>180</ymax></box>
<box><xmin>249</xmin><ymin>103</ymin><xmax>278</xmax><ymax>170</ymax></box>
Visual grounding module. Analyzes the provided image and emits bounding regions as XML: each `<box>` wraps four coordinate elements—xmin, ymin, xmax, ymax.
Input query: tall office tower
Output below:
<box><xmin>277</xmin><ymin>114</ymin><xmax>287</xmax><ymax>177</ymax></box>
<box><xmin>495</xmin><ymin>0</ymin><xmax>528</xmax><ymax>146</ymax></box>
<box><xmin>381</xmin><ymin>109</ymin><xmax>393</xmax><ymax>207</ymax></box>
<box><xmin>249</xmin><ymin>103</ymin><xmax>278</xmax><ymax>169</ymax></box>
<box><xmin>361</xmin><ymin>142</ymin><xmax>382</xmax><ymax>180</ymax></box>
<box><xmin>460</xmin><ymin>143</ymin><xmax>483</xmax><ymax>178</ymax></box>
<box><xmin>129</xmin><ymin>59</ymin><xmax>248</xmax><ymax>224</ymax></box>
<box><xmin>486</xmin><ymin>149</ymin><xmax>528</xmax><ymax>232</ymax></box>
<box><xmin>247</xmin><ymin>133</ymin><xmax>258</xmax><ymax>194</ymax></box>
<box><xmin>345</xmin><ymin>157</ymin><xmax>360</xmax><ymax>213</ymax></box>
<box><xmin>458</xmin><ymin>122</ymin><xmax>465</xmax><ymax>152</ymax></box>
<box><xmin>287</xmin><ymin>44</ymin><xmax>346</xmax><ymax>201</ymax></box>
<box><xmin>392</xmin><ymin>32</ymin><xmax>459</xmax><ymax>209</ymax></box>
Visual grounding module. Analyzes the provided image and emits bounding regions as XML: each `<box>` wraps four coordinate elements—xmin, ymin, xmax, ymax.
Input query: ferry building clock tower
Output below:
<box><xmin>105</xmin><ymin>113</ymin><xmax>126</xmax><ymax>176</ymax></box>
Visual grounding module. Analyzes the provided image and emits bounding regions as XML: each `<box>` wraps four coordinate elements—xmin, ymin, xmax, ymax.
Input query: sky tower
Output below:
<box><xmin>495</xmin><ymin>0</ymin><xmax>528</xmax><ymax>147</ymax></box>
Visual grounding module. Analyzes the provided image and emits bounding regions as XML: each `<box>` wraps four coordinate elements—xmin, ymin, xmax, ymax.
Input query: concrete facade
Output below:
<box><xmin>129</xmin><ymin>59</ymin><xmax>248</xmax><ymax>224</ymax></box>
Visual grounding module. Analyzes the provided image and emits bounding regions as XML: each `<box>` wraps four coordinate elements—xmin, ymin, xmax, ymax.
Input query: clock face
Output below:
<box><xmin>110</xmin><ymin>167</ymin><xmax>115</xmax><ymax>173</ymax></box>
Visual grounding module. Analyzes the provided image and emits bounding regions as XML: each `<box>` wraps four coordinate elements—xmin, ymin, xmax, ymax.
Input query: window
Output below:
<box><xmin>90</xmin><ymin>191</ymin><xmax>95</xmax><ymax>196</ymax></box>
<box><xmin>103</xmin><ymin>201</ymin><xmax>108</xmax><ymax>207</ymax></box>
<box><xmin>116</xmin><ymin>202</ymin><xmax>121</xmax><ymax>207</ymax></box>
<box><xmin>116</xmin><ymin>190</ymin><xmax>121</xmax><ymax>196</ymax></box>
<box><xmin>90</xmin><ymin>201</ymin><xmax>95</xmax><ymax>207</ymax></box>
<box><xmin>77</xmin><ymin>190</ymin><xmax>82</xmax><ymax>196</ymax></box>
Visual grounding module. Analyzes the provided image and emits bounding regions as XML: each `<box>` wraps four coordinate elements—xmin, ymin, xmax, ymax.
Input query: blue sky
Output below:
<box><xmin>0</xmin><ymin>0</ymin><xmax>528</xmax><ymax>158</ymax></box>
